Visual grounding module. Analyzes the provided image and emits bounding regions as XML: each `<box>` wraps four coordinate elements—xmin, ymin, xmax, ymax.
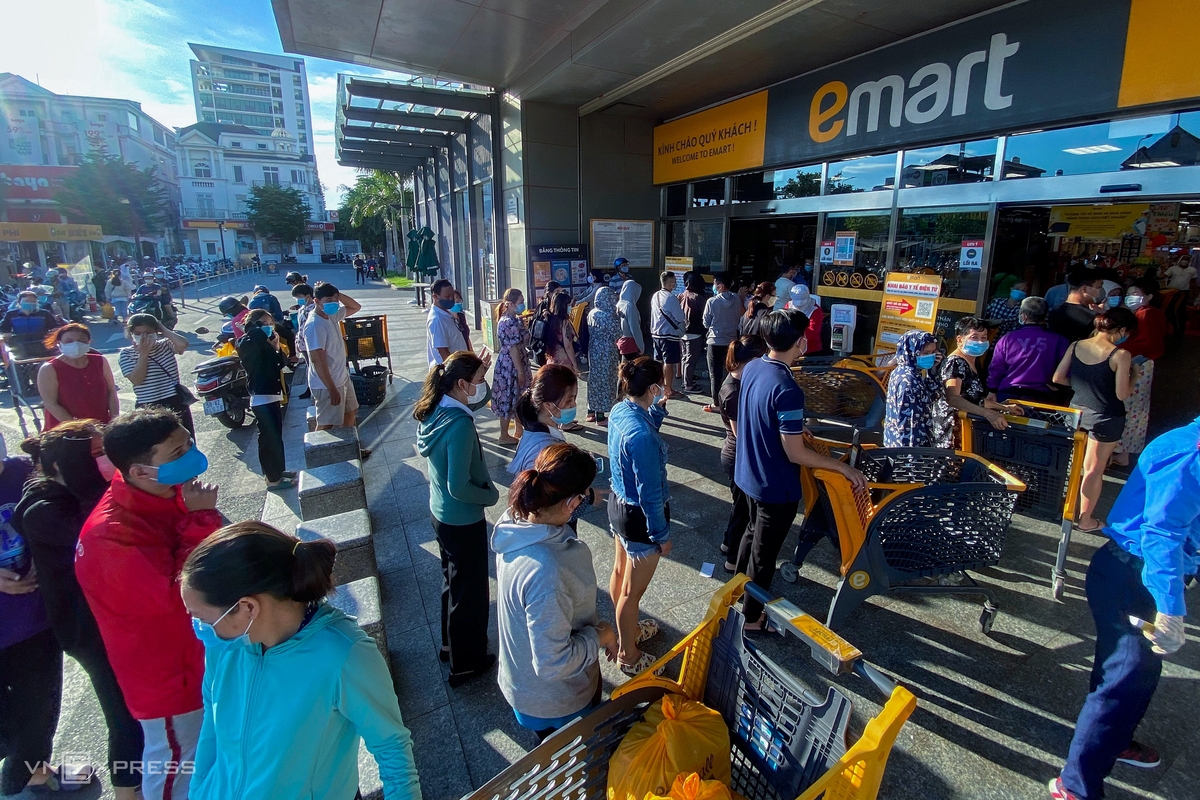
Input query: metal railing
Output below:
<box><xmin>170</xmin><ymin>260</ymin><xmax>266</xmax><ymax>307</ymax></box>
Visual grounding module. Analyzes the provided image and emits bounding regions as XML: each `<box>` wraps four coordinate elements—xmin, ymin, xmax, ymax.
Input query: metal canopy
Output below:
<box><xmin>341</xmin><ymin>106</ymin><xmax>470</xmax><ymax>134</ymax></box>
<box><xmin>344</xmin><ymin>77</ymin><xmax>492</xmax><ymax>116</ymax></box>
<box><xmin>336</xmin><ymin>152</ymin><xmax>428</xmax><ymax>170</ymax></box>
<box><xmin>340</xmin><ymin>142</ymin><xmax>437</xmax><ymax>160</ymax></box>
<box><xmin>340</xmin><ymin>126</ymin><xmax>450</xmax><ymax>149</ymax></box>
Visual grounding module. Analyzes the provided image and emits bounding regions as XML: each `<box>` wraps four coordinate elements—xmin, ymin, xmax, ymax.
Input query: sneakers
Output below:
<box><xmin>1116</xmin><ymin>741</ymin><xmax>1161</xmax><ymax>768</ymax></box>
<box><xmin>1048</xmin><ymin>777</ymin><xmax>1079</xmax><ymax>800</ymax></box>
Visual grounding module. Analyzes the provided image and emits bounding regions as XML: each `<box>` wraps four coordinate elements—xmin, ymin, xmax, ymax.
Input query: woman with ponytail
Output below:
<box><xmin>493</xmin><ymin>444</ymin><xmax>617</xmax><ymax>741</ymax></box>
<box><xmin>12</xmin><ymin>421</ymin><xmax>142</xmax><ymax>798</ymax></box>
<box><xmin>181</xmin><ymin>521</ymin><xmax>420</xmax><ymax>800</ymax></box>
<box><xmin>414</xmin><ymin>351</ymin><xmax>500</xmax><ymax>685</ymax></box>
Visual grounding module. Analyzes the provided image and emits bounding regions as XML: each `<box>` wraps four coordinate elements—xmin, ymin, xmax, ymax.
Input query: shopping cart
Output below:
<box><xmin>790</xmin><ymin>365</ymin><xmax>886</xmax><ymax>438</ymax></box>
<box><xmin>796</xmin><ymin>447</ymin><xmax>1025</xmax><ymax>633</ymax></box>
<box><xmin>2</xmin><ymin>342</ymin><xmax>50</xmax><ymax>434</ymax></box>
<box><xmin>957</xmin><ymin>402</ymin><xmax>1086</xmax><ymax>601</ymax></box>
<box><xmin>341</xmin><ymin>314</ymin><xmax>393</xmax><ymax>406</ymax></box>
<box><xmin>464</xmin><ymin>576</ymin><xmax>914</xmax><ymax>800</ymax></box>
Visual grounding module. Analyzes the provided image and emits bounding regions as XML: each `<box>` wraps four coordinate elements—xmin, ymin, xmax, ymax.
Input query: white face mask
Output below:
<box><xmin>59</xmin><ymin>341</ymin><xmax>89</xmax><ymax>358</ymax></box>
<box><xmin>466</xmin><ymin>380</ymin><xmax>488</xmax><ymax>404</ymax></box>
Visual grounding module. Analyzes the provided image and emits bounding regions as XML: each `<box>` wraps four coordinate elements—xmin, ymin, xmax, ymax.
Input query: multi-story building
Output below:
<box><xmin>0</xmin><ymin>72</ymin><xmax>182</xmax><ymax>271</ymax></box>
<box><xmin>176</xmin><ymin>122</ymin><xmax>331</xmax><ymax>261</ymax></box>
<box><xmin>188</xmin><ymin>44</ymin><xmax>316</xmax><ymax>159</ymax></box>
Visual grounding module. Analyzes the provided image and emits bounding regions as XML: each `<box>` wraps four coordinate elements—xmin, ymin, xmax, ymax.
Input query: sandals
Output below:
<box><xmin>267</xmin><ymin>476</ymin><xmax>296</xmax><ymax>491</ymax></box>
<box><xmin>1075</xmin><ymin>520</ymin><xmax>1106</xmax><ymax>534</ymax></box>
<box><xmin>635</xmin><ymin>619</ymin><xmax>659</xmax><ymax>645</ymax></box>
<box><xmin>561</xmin><ymin>422</ymin><xmax>585</xmax><ymax>432</ymax></box>
<box><xmin>619</xmin><ymin>651</ymin><xmax>664</xmax><ymax>677</ymax></box>
<box><xmin>586</xmin><ymin>412</ymin><xmax>597</xmax><ymax>423</ymax></box>
<box><xmin>28</xmin><ymin>764</ymin><xmax>96</xmax><ymax>792</ymax></box>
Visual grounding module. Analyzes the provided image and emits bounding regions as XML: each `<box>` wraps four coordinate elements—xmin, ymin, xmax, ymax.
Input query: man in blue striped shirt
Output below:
<box><xmin>1052</xmin><ymin>415</ymin><xmax>1199</xmax><ymax>800</ymax></box>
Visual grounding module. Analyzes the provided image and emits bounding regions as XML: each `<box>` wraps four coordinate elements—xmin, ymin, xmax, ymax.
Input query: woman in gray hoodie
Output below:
<box><xmin>616</xmin><ymin>280</ymin><xmax>644</xmax><ymax>359</ymax></box>
<box><xmin>492</xmin><ymin>443</ymin><xmax>618</xmax><ymax>741</ymax></box>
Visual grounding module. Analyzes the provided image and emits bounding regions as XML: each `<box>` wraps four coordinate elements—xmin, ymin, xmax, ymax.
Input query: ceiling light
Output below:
<box><xmin>1127</xmin><ymin>160</ymin><xmax>1180</xmax><ymax>168</ymax></box>
<box><xmin>1063</xmin><ymin>144</ymin><xmax>1122</xmax><ymax>155</ymax></box>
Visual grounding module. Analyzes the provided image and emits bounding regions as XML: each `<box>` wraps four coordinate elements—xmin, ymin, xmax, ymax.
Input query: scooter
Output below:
<box><xmin>193</xmin><ymin>354</ymin><xmax>251</xmax><ymax>429</ymax></box>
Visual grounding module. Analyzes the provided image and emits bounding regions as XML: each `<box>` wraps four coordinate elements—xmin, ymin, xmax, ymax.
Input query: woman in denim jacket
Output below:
<box><xmin>606</xmin><ymin>356</ymin><xmax>670</xmax><ymax>676</ymax></box>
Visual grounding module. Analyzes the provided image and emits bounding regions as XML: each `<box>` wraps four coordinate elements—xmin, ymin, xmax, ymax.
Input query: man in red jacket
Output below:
<box><xmin>76</xmin><ymin>408</ymin><xmax>221</xmax><ymax>800</ymax></box>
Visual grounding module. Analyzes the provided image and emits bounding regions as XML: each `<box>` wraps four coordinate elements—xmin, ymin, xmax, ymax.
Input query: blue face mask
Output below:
<box><xmin>961</xmin><ymin>340</ymin><xmax>990</xmax><ymax>357</ymax></box>
<box><xmin>550</xmin><ymin>405</ymin><xmax>577</xmax><ymax>425</ymax></box>
<box><xmin>437</xmin><ymin>297</ymin><xmax>455</xmax><ymax>311</ymax></box>
<box><xmin>515</xmin><ymin>302</ymin><xmax>526</xmax><ymax>314</ymax></box>
<box><xmin>191</xmin><ymin>602</ymin><xmax>253</xmax><ymax>651</ymax></box>
<box><xmin>1114</xmin><ymin>334</ymin><xmax>1129</xmax><ymax>345</ymax></box>
<box><xmin>1010</xmin><ymin>289</ymin><xmax>1027</xmax><ymax>301</ymax></box>
<box><xmin>450</xmin><ymin>302</ymin><xmax>463</xmax><ymax>314</ymax></box>
<box><xmin>915</xmin><ymin>353</ymin><xmax>937</xmax><ymax>370</ymax></box>
<box><xmin>1106</xmin><ymin>295</ymin><xmax>1121</xmax><ymax>307</ymax></box>
<box><xmin>322</xmin><ymin>302</ymin><xmax>340</xmax><ymax>316</ymax></box>
<box><xmin>261</xmin><ymin>324</ymin><xmax>275</xmax><ymax>338</ymax></box>
<box><xmin>146</xmin><ymin>444</ymin><xmax>209</xmax><ymax>485</ymax></box>
<box><xmin>19</xmin><ymin>301</ymin><xmax>36</xmax><ymax>313</ymax></box>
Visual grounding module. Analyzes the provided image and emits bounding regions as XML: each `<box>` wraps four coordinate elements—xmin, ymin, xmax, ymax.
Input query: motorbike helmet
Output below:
<box><xmin>285</xmin><ymin>271</ymin><xmax>303</xmax><ymax>285</ymax></box>
<box><xmin>253</xmin><ymin>285</ymin><xmax>268</xmax><ymax>293</ymax></box>
<box><xmin>217</xmin><ymin>295</ymin><xmax>243</xmax><ymax>317</ymax></box>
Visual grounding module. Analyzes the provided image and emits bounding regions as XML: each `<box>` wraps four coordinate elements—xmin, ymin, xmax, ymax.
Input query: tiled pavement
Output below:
<box><xmin>301</xmin><ymin>277</ymin><xmax>1195</xmax><ymax>800</ymax></box>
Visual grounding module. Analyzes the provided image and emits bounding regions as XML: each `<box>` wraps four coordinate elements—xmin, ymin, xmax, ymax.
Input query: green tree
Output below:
<box><xmin>338</xmin><ymin>170</ymin><xmax>413</xmax><ymax>255</ymax></box>
<box><xmin>54</xmin><ymin>152</ymin><xmax>169</xmax><ymax>255</ymax></box>
<box><xmin>246</xmin><ymin>184</ymin><xmax>309</xmax><ymax>254</ymax></box>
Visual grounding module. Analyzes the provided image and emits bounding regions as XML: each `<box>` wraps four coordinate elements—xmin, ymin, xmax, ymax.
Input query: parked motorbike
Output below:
<box><xmin>128</xmin><ymin>292</ymin><xmax>178</xmax><ymax>329</ymax></box>
<box><xmin>193</xmin><ymin>354</ymin><xmax>250</xmax><ymax>429</ymax></box>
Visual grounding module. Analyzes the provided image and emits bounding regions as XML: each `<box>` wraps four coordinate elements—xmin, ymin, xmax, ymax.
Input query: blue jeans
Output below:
<box><xmin>1060</xmin><ymin>541</ymin><xmax>1162</xmax><ymax>799</ymax></box>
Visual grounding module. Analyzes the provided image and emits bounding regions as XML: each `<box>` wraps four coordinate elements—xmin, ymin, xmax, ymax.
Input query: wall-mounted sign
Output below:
<box><xmin>0</xmin><ymin>222</ymin><xmax>103</xmax><ymax>242</ymax></box>
<box><xmin>833</xmin><ymin>231</ymin><xmax>857</xmax><ymax>266</ymax></box>
<box><xmin>1047</xmin><ymin>202</ymin><xmax>1181</xmax><ymax>240</ymax></box>
<box><xmin>505</xmin><ymin>195</ymin><xmax>520</xmax><ymax>225</ymax></box>
<box><xmin>590</xmin><ymin>219</ymin><xmax>654</xmax><ymax>270</ymax></box>
<box><xmin>529</xmin><ymin>244</ymin><xmax>589</xmax><ymax>297</ymax></box>
<box><xmin>653</xmin><ymin>92</ymin><xmax>768</xmax><ymax>184</ymax></box>
<box><xmin>664</xmin><ymin>256</ymin><xmax>694</xmax><ymax>296</ymax></box>
<box><xmin>959</xmin><ymin>239</ymin><xmax>984</xmax><ymax>270</ymax></box>
<box><xmin>819</xmin><ymin>241</ymin><xmax>835</xmax><ymax>264</ymax></box>
<box><xmin>653</xmin><ymin>0</ymin><xmax>1200</xmax><ymax>183</ymax></box>
<box><xmin>0</xmin><ymin>166</ymin><xmax>77</xmax><ymax>200</ymax></box>
<box><xmin>874</xmin><ymin>273</ymin><xmax>943</xmax><ymax>353</ymax></box>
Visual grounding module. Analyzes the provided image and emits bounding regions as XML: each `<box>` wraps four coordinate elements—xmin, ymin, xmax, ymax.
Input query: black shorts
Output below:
<box><xmin>652</xmin><ymin>337</ymin><xmax>682</xmax><ymax>364</ymax></box>
<box><xmin>607</xmin><ymin>495</ymin><xmax>671</xmax><ymax>550</ymax></box>
<box><xmin>1082</xmin><ymin>413</ymin><xmax>1125</xmax><ymax>443</ymax></box>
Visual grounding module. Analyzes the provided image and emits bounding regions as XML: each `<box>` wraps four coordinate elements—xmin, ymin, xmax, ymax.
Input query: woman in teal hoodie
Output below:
<box><xmin>180</xmin><ymin>521</ymin><xmax>420</xmax><ymax>800</ymax></box>
<box><xmin>414</xmin><ymin>351</ymin><xmax>500</xmax><ymax>686</ymax></box>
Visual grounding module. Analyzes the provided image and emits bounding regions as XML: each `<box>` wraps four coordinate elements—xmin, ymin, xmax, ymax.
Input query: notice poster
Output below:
<box><xmin>833</xmin><ymin>231</ymin><xmax>857</xmax><ymax>266</ymax></box>
<box><xmin>529</xmin><ymin>244</ymin><xmax>589</xmax><ymax>296</ymax></box>
<box><xmin>532</xmin><ymin>260</ymin><xmax>552</xmax><ymax>287</ymax></box>
<box><xmin>591</xmin><ymin>219</ymin><xmax>654</xmax><ymax>269</ymax></box>
<box><xmin>551</xmin><ymin>260</ymin><xmax>571</xmax><ymax>284</ymax></box>
<box><xmin>665</xmin><ymin>256</ymin><xmax>693</xmax><ymax>296</ymax></box>
<box><xmin>874</xmin><ymin>273</ymin><xmax>943</xmax><ymax>353</ymax></box>
<box><xmin>959</xmin><ymin>239</ymin><xmax>984</xmax><ymax>270</ymax></box>
<box><xmin>1047</xmin><ymin>204</ymin><xmax>1153</xmax><ymax>239</ymax></box>
<box><xmin>571</xmin><ymin>259</ymin><xmax>589</xmax><ymax>285</ymax></box>
<box><xmin>819</xmin><ymin>241</ymin><xmax>835</xmax><ymax>264</ymax></box>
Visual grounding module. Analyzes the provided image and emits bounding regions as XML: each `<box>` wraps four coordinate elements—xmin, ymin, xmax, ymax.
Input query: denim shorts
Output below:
<box><xmin>652</xmin><ymin>337</ymin><xmax>682</xmax><ymax>365</ymax></box>
<box><xmin>607</xmin><ymin>495</ymin><xmax>670</xmax><ymax>559</ymax></box>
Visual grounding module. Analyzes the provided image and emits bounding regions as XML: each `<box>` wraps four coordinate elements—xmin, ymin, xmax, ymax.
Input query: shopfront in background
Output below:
<box><xmin>656</xmin><ymin>0</ymin><xmax>1200</xmax><ymax>353</ymax></box>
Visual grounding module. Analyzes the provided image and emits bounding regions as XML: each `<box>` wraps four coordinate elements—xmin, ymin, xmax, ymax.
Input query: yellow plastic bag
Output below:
<box><xmin>607</xmin><ymin>695</ymin><xmax>731</xmax><ymax>800</ymax></box>
<box><xmin>100</xmin><ymin>302</ymin><xmax>115</xmax><ymax>320</ymax></box>
<box><xmin>213</xmin><ymin>341</ymin><xmax>236</xmax><ymax>358</ymax></box>
<box><xmin>641</xmin><ymin>773</ymin><xmax>733</xmax><ymax>800</ymax></box>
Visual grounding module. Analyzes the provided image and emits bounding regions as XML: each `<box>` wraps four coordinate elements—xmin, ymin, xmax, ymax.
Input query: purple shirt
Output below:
<box><xmin>0</xmin><ymin>456</ymin><xmax>47</xmax><ymax>650</ymax></box>
<box><xmin>988</xmin><ymin>325</ymin><xmax>1069</xmax><ymax>394</ymax></box>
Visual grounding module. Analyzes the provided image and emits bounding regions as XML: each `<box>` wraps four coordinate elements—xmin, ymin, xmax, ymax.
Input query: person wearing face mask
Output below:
<box><xmin>236</xmin><ymin>309</ymin><xmax>294</xmax><ymax>490</ymax></box>
<box><xmin>303</xmin><ymin>282</ymin><xmax>368</xmax><ymax>436</ymax></box>
<box><xmin>494</xmin><ymin>444</ymin><xmax>617</xmax><ymax>742</ymax></box>
<box><xmin>75</xmin><ymin>408</ymin><xmax>222</xmax><ymax>800</ymax></box>
<box><xmin>427</xmin><ymin>278</ymin><xmax>469</xmax><ymax>367</ymax></box>
<box><xmin>414</xmin><ymin>352</ymin><xmax>500</xmax><ymax>686</ymax></box>
<box><xmin>739</xmin><ymin>282</ymin><xmax>775</xmax><ymax>339</ymax></box>
<box><xmin>179</xmin><ymin>522</ymin><xmax>421</xmax><ymax>800</ymax></box>
<box><xmin>508</xmin><ymin>364</ymin><xmax>582</xmax><ymax>474</ymax></box>
<box><xmin>987</xmin><ymin>296</ymin><xmax>1070</xmax><ymax>406</ymax></box>
<box><xmin>1049</xmin><ymin>271</ymin><xmax>1103</xmax><ymax>343</ymax></box>
<box><xmin>735</xmin><ymin>310</ymin><xmax>867</xmax><ymax>628</ymax></box>
<box><xmin>884</xmin><ymin>330</ymin><xmax>946</xmax><ymax>448</ymax></box>
<box><xmin>0</xmin><ymin>289</ymin><xmax>60</xmax><ymax>358</ymax></box>
<box><xmin>1111</xmin><ymin>280</ymin><xmax>1171</xmax><ymax>467</ymax></box>
<box><xmin>494</xmin><ymin>287</ymin><xmax>531</xmax><ymax>445</ymax></box>
<box><xmin>119</xmin><ymin>313</ymin><xmax>194</xmax><ymax>437</ymax></box>
<box><xmin>13</xmin><ymin>421</ymin><xmax>143</xmax><ymax>800</ymax></box>
<box><xmin>452</xmin><ymin>290</ymin><xmax>475</xmax><ymax>353</ymax></box>
<box><xmin>586</xmin><ymin>286</ymin><xmax>621</xmax><ymax>424</ymax></box>
<box><xmin>930</xmin><ymin>317</ymin><xmax>1021</xmax><ymax>447</ymax></box>
<box><xmin>984</xmin><ymin>280</ymin><xmax>1030</xmax><ymax>335</ymax></box>
<box><xmin>290</xmin><ymin>282</ymin><xmax>316</xmax><ymax>400</ymax></box>
<box><xmin>36</xmin><ymin>322</ymin><xmax>119</xmax><ymax>430</ymax></box>
<box><xmin>606</xmin><ymin>356</ymin><xmax>670</xmax><ymax>676</ymax></box>
<box><xmin>1053</xmin><ymin>306</ymin><xmax>1139</xmax><ymax>533</ymax></box>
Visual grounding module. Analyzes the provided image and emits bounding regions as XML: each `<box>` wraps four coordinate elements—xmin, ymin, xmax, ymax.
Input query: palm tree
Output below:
<box><xmin>338</xmin><ymin>171</ymin><xmax>413</xmax><ymax>269</ymax></box>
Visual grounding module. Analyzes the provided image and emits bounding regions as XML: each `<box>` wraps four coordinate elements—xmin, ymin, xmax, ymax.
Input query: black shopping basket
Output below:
<box><xmin>958</xmin><ymin>402</ymin><xmax>1086</xmax><ymax>601</ymax></box>
<box><xmin>463</xmin><ymin>577</ymin><xmax>915</xmax><ymax>800</ymax></box>
<box><xmin>801</xmin><ymin>447</ymin><xmax>1025</xmax><ymax>633</ymax></box>
<box><xmin>341</xmin><ymin>314</ymin><xmax>392</xmax><ymax>404</ymax></box>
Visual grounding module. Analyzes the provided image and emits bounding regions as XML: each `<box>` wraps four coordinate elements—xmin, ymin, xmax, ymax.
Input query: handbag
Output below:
<box><xmin>617</xmin><ymin>336</ymin><xmax>640</xmax><ymax>355</ymax></box>
<box><xmin>150</xmin><ymin>351</ymin><xmax>198</xmax><ymax>406</ymax></box>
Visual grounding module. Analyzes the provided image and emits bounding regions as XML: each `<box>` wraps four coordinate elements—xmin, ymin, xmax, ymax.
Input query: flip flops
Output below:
<box><xmin>619</xmin><ymin>651</ymin><xmax>664</xmax><ymax>677</ymax></box>
<box><xmin>635</xmin><ymin>619</ymin><xmax>659</xmax><ymax>645</ymax></box>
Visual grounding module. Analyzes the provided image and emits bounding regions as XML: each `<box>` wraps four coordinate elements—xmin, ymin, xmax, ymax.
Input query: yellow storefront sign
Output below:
<box><xmin>1047</xmin><ymin>204</ymin><xmax>1154</xmax><ymax>240</ymax></box>
<box><xmin>874</xmin><ymin>273</ymin><xmax>942</xmax><ymax>354</ymax></box>
<box><xmin>0</xmin><ymin>222</ymin><xmax>104</xmax><ymax>242</ymax></box>
<box><xmin>653</xmin><ymin>91</ymin><xmax>768</xmax><ymax>184</ymax></box>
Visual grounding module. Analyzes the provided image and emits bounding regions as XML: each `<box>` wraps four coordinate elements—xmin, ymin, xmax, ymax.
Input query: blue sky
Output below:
<box><xmin>3</xmin><ymin>0</ymin><xmax>400</xmax><ymax>204</ymax></box>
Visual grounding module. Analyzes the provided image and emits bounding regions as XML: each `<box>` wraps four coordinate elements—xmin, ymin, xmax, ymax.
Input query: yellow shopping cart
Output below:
<box><xmin>464</xmin><ymin>577</ymin><xmax>915</xmax><ymax>800</ymax></box>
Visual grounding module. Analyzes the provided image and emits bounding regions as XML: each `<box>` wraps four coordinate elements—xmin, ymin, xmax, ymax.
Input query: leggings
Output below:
<box><xmin>0</xmin><ymin>629</ymin><xmax>62</xmax><ymax>795</ymax></box>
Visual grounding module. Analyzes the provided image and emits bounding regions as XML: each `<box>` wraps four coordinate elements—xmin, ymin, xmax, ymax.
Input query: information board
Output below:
<box><xmin>874</xmin><ymin>273</ymin><xmax>943</xmax><ymax>354</ymax></box>
<box><xmin>590</xmin><ymin>219</ymin><xmax>654</xmax><ymax>270</ymax></box>
<box><xmin>833</xmin><ymin>231</ymin><xmax>857</xmax><ymax>266</ymax></box>
<box><xmin>528</xmin><ymin>244</ymin><xmax>589</xmax><ymax>300</ymax></box>
<box><xmin>665</xmin><ymin>256</ymin><xmax>693</xmax><ymax>296</ymax></box>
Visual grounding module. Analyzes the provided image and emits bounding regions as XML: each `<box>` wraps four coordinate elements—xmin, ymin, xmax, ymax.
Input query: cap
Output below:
<box><xmin>253</xmin><ymin>285</ymin><xmax>267</xmax><ymax>293</ymax></box>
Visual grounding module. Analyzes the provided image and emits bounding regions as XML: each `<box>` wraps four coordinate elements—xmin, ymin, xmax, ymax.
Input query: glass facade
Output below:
<box><xmin>901</xmin><ymin>139</ymin><xmax>997</xmax><ymax>187</ymax></box>
<box><xmin>1003</xmin><ymin>111</ymin><xmax>1200</xmax><ymax>178</ymax></box>
<box><xmin>893</xmin><ymin>206</ymin><xmax>989</xmax><ymax>301</ymax></box>
<box><xmin>826</xmin><ymin>153</ymin><xmax>897</xmax><ymax>194</ymax></box>
<box><xmin>688</xmin><ymin>219</ymin><xmax>725</xmax><ymax>272</ymax></box>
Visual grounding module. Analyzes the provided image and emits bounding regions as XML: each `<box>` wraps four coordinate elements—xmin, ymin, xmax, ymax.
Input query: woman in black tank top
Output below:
<box><xmin>1052</xmin><ymin>306</ymin><xmax>1138</xmax><ymax>532</ymax></box>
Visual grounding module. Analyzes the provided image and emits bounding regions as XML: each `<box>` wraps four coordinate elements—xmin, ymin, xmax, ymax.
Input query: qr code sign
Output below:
<box><xmin>915</xmin><ymin>299</ymin><xmax>935</xmax><ymax>319</ymax></box>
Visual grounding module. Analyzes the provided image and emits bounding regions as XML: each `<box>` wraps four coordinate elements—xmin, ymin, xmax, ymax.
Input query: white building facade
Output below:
<box><xmin>0</xmin><ymin>72</ymin><xmax>182</xmax><ymax>269</ymax></box>
<box><xmin>176</xmin><ymin>123</ymin><xmax>331</xmax><ymax>261</ymax></box>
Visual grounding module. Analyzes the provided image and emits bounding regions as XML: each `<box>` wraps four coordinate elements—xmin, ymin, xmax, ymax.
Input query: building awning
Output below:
<box><xmin>335</xmin><ymin>75</ymin><xmax>491</xmax><ymax>173</ymax></box>
<box><xmin>0</xmin><ymin>222</ymin><xmax>104</xmax><ymax>242</ymax></box>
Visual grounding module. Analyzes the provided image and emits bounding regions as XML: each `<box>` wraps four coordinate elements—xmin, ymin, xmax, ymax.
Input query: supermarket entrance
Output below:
<box><xmin>729</xmin><ymin>216</ymin><xmax>817</xmax><ymax>288</ymax></box>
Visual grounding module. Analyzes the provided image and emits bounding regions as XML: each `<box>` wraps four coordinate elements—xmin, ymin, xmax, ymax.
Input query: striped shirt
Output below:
<box><xmin>118</xmin><ymin>338</ymin><xmax>180</xmax><ymax>404</ymax></box>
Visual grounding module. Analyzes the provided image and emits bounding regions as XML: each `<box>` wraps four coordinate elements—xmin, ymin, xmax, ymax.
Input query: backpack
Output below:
<box><xmin>528</xmin><ymin>307</ymin><xmax>551</xmax><ymax>365</ymax></box>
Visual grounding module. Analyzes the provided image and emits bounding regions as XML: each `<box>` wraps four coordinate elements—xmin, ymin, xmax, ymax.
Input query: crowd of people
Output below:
<box><xmin>0</xmin><ymin>253</ymin><xmax>1193</xmax><ymax>800</ymax></box>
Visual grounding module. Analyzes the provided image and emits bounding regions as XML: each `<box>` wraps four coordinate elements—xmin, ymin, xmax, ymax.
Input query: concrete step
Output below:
<box><xmin>328</xmin><ymin>576</ymin><xmax>388</xmax><ymax>659</ymax></box>
<box><xmin>303</xmin><ymin>427</ymin><xmax>361</xmax><ymax>469</ymax></box>
<box><xmin>296</xmin><ymin>508</ymin><xmax>375</xmax><ymax>586</ymax></box>
<box><xmin>298</xmin><ymin>459</ymin><xmax>366</xmax><ymax>521</ymax></box>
